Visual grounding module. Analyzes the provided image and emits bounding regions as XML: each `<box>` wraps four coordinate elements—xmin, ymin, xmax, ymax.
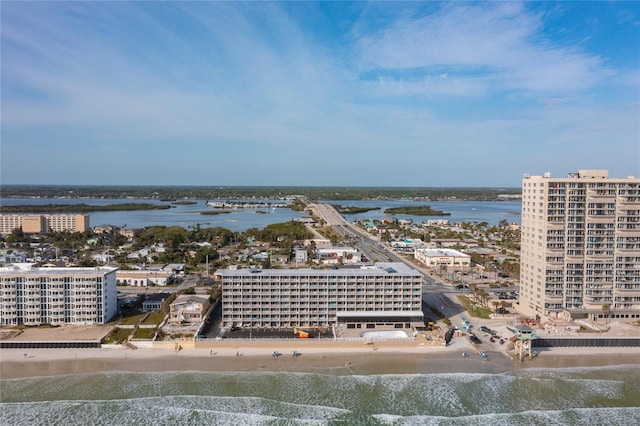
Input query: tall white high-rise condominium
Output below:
<box><xmin>520</xmin><ymin>170</ymin><xmax>640</xmax><ymax>323</ymax></box>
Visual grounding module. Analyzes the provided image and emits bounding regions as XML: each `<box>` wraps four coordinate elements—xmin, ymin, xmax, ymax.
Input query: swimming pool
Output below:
<box><xmin>359</xmin><ymin>330</ymin><xmax>410</xmax><ymax>340</ymax></box>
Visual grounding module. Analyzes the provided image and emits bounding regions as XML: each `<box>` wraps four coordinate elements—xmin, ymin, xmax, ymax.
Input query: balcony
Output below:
<box><xmin>617</xmin><ymin>225</ymin><xmax>639</xmax><ymax>233</ymax></box>
<box><xmin>544</xmin><ymin>293</ymin><xmax>563</xmax><ymax>300</ymax></box>
<box><xmin>588</xmin><ymin>192</ymin><xmax>616</xmax><ymax>199</ymax></box>
<box><xmin>619</xmin><ymin>196</ymin><xmax>640</xmax><ymax>204</ymax></box>
<box><xmin>615</xmin><ymin>287</ymin><xmax>640</xmax><ymax>296</ymax></box>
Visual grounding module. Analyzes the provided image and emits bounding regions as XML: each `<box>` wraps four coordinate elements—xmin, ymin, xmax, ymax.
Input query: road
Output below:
<box><xmin>310</xmin><ymin>203</ymin><xmax>413</xmax><ymax>264</ymax></box>
<box><xmin>310</xmin><ymin>203</ymin><xmax>491</xmax><ymax>308</ymax></box>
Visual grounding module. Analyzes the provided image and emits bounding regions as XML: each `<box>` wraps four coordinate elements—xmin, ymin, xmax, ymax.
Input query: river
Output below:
<box><xmin>0</xmin><ymin>198</ymin><xmax>521</xmax><ymax>232</ymax></box>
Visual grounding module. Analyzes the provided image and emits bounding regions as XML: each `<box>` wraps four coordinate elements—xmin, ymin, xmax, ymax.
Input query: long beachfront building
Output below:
<box><xmin>0</xmin><ymin>263</ymin><xmax>118</xmax><ymax>326</ymax></box>
<box><xmin>216</xmin><ymin>263</ymin><xmax>424</xmax><ymax>330</ymax></box>
<box><xmin>0</xmin><ymin>214</ymin><xmax>90</xmax><ymax>234</ymax></box>
<box><xmin>520</xmin><ymin>170</ymin><xmax>640</xmax><ymax>323</ymax></box>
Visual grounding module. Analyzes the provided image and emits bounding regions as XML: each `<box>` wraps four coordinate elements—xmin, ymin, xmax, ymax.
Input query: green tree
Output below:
<box><xmin>6</xmin><ymin>227</ymin><xmax>25</xmax><ymax>243</ymax></box>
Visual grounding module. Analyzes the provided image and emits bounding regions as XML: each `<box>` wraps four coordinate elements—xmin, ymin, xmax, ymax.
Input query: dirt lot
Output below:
<box><xmin>0</xmin><ymin>324</ymin><xmax>113</xmax><ymax>341</ymax></box>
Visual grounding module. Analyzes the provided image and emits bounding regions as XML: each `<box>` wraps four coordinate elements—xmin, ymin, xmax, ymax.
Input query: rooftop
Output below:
<box><xmin>415</xmin><ymin>248</ymin><xmax>470</xmax><ymax>258</ymax></box>
<box><xmin>0</xmin><ymin>263</ymin><xmax>118</xmax><ymax>275</ymax></box>
<box><xmin>216</xmin><ymin>262</ymin><xmax>421</xmax><ymax>277</ymax></box>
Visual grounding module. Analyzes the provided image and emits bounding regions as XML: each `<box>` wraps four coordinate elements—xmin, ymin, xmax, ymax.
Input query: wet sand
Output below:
<box><xmin>1</xmin><ymin>339</ymin><xmax>639</xmax><ymax>380</ymax></box>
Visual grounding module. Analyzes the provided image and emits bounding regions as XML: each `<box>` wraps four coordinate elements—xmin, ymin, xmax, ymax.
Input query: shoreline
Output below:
<box><xmin>2</xmin><ymin>341</ymin><xmax>639</xmax><ymax>380</ymax></box>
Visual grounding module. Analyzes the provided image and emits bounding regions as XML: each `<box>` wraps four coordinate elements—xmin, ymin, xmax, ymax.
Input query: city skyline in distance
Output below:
<box><xmin>1</xmin><ymin>1</ymin><xmax>638</xmax><ymax>187</ymax></box>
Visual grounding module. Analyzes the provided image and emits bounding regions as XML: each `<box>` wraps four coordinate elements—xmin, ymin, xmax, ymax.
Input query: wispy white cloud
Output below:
<box><xmin>352</xmin><ymin>2</ymin><xmax>613</xmax><ymax>97</ymax></box>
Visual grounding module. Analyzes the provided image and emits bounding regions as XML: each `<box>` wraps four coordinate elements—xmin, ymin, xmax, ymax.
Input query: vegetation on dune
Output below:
<box><xmin>103</xmin><ymin>327</ymin><xmax>132</xmax><ymax>344</ymax></box>
<box><xmin>132</xmin><ymin>327</ymin><xmax>157</xmax><ymax>340</ymax></box>
<box><xmin>429</xmin><ymin>307</ymin><xmax>451</xmax><ymax>326</ymax></box>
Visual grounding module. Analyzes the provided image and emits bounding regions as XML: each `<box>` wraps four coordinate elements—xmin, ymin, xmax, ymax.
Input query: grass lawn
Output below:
<box><xmin>103</xmin><ymin>327</ymin><xmax>132</xmax><ymax>344</ymax></box>
<box><xmin>457</xmin><ymin>295</ymin><xmax>493</xmax><ymax>319</ymax></box>
<box><xmin>141</xmin><ymin>311</ymin><xmax>166</xmax><ymax>326</ymax></box>
<box><xmin>120</xmin><ymin>312</ymin><xmax>146</xmax><ymax>326</ymax></box>
<box><xmin>132</xmin><ymin>327</ymin><xmax>157</xmax><ymax>340</ymax></box>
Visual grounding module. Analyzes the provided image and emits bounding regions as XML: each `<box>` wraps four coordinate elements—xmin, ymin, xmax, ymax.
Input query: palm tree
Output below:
<box><xmin>439</xmin><ymin>264</ymin><xmax>447</xmax><ymax>277</ymax></box>
<box><xmin>602</xmin><ymin>304</ymin><xmax>610</xmax><ymax>324</ymax></box>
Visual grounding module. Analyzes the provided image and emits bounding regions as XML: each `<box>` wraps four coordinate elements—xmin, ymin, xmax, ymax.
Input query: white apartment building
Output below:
<box><xmin>216</xmin><ymin>263</ymin><xmax>424</xmax><ymax>329</ymax></box>
<box><xmin>316</xmin><ymin>247</ymin><xmax>361</xmax><ymax>264</ymax></box>
<box><xmin>116</xmin><ymin>270</ymin><xmax>173</xmax><ymax>286</ymax></box>
<box><xmin>0</xmin><ymin>263</ymin><xmax>118</xmax><ymax>325</ymax></box>
<box><xmin>0</xmin><ymin>214</ymin><xmax>90</xmax><ymax>234</ymax></box>
<box><xmin>520</xmin><ymin>170</ymin><xmax>640</xmax><ymax>322</ymax></box>
<box><xmin>414</xmin><ymin>248</ymin><xmax>471</xmax><ymax>269</ymax></box>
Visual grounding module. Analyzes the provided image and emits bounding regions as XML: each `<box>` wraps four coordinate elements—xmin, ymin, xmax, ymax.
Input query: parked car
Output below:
<box><xmin>480</xmin><ymin>326</ymin><xmax>498</xmax><ymax>336</ymax></box>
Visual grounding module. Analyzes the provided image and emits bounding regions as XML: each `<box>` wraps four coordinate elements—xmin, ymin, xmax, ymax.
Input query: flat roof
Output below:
<box><xmin>415</xmin><ymin>248</ymin><xmax>470</xmax><ymax>258</ymax></box>
<box><xmin>171</xmin><ymin>294</ymin><xmax>209</xmax><ymax>304</ymax></box>
<box><xmin>216</xmin><ymin>262</ymin><xmax>422</xmax><ymax>277</ymax></box>
<box><xmin>0</xmin><ymin>263</ymin><xmax>118</xmax><ymax>275</ymax></box>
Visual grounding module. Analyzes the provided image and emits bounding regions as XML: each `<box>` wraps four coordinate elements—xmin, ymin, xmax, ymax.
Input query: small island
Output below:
<box><xmin>384</xmin><ymin>205</ymin><xmax>450</xmax><ymax>216</ymax></box>
<box><xmin>330</xmin><ymin>204</ymin><xmax>381</xmax><ymax>214</ymax></box>
<box><xmin>199</xmin><ymin>210</ymin><xmax>232</xmax><ymax>215</ymax></box>
<box><xmin>1</xmin><ymin>203</ymin><xmax>172</xmax><ymax>213</ymax></box>
<box><xmin>172</xmin><ymin>201</ymin><xmax>198</xmax><ymax>205</ymax></box>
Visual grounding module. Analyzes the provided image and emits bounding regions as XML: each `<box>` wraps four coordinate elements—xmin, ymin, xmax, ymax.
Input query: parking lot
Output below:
<box><xmin>493</xmin><ymin>290</ymin><xmax>519</xmax><ymax>300</ymax></box>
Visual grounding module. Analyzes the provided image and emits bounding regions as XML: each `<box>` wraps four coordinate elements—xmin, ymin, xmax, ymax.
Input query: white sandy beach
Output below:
<box><xmin>1</xmin><ymin>336</ymin><xmax>638</xmax><ymax>380</ymax></box>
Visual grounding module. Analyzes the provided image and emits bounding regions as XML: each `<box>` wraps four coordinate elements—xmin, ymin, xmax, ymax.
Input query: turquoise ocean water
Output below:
<box><xmin>2</xmin><ymin>365</ymin><xmax>639</xmax><ymax>425</ymax></box>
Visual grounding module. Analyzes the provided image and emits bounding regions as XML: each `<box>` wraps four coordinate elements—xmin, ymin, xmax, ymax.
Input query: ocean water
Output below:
<box><xmin>2</xmin><ymin>366</ymin><xmax>639</xmax><ymax>425</ymax></box>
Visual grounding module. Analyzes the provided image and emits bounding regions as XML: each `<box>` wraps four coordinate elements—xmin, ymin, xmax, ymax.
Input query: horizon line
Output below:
<box><xmin>0</xmin><ymin>184</ymin><xmax>522</xmax><ymax>191</ymax></box>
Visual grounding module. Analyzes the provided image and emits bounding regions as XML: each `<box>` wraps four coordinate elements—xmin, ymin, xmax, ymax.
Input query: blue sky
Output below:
<box><xmin>1</xmin><ymin>1</ymin><xmax>639</xmax><ymax>187</ymax></box>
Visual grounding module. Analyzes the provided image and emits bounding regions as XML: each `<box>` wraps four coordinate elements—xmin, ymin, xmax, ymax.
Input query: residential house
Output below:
<box><xmin>169</xmin><ymin>295</ymin><xmax>211</xmax><ymax>324</ymax></box>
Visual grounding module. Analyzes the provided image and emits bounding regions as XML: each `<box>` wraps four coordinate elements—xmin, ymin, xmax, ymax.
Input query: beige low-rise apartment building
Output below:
<box><xmin>116</xmin><ymin>270</ymin><xmax>174</xmax><ymax>286</ymax></box>
<box><xmin>0</xmin><ymin>214</ymin><xmax>90</xmax><ymax>234</ymax></box>
<box><xmin>0</xmin><ymin>263</ymin><xmax>118</xmax><ymax>326</ymax></box>
<box><xmin>414</xmin><ymin>248</ymin><xmax>471</xmax><ymax>269</ymax></box>
<box><xmin>520</xmin><ymin>170</ymin><xmax>640</xmax><ymax>323</ymax></box>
